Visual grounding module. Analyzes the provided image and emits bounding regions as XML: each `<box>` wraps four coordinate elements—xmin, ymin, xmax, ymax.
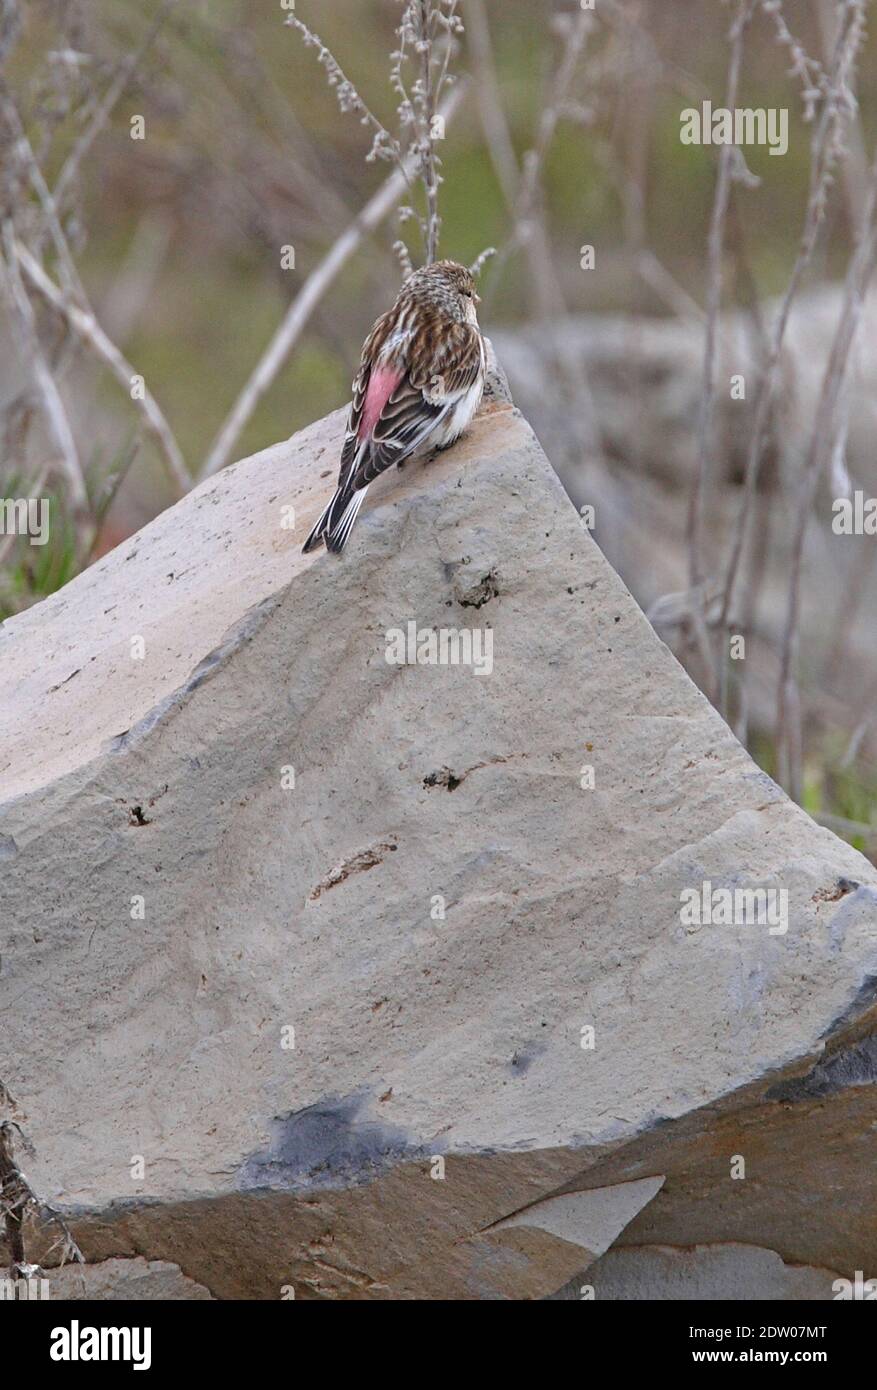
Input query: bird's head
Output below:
<box><xmin>405</xmin><ymin>259</ymin><xmax>481</xmax><ymax>324</ymax></box>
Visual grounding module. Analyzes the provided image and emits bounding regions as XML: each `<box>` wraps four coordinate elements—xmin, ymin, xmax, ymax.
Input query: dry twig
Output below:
<box><xmin>776</xmin><ymin>148</ymin><xmax>877</xmax><ymax>794</ymax></box>
<box><xmin>0</xmin><ymin>221</ymin><xmax>87</xmax><ymax>510</ymax></box>
<box><xmin>200</xmin><ymin>80</ymin><xmax>467</xmax><ymax>479</ymax></box>
<box><xmin>15</xmin><ymin>239</ymin><xmax>190</xmax><ymax>495</ymax></box>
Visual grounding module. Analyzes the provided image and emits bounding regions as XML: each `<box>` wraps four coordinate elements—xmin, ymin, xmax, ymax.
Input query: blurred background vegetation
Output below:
<box><xmin>3</xmin><ymin>0</ymin><xmax>877</xmax><ymax>857</ymax></box>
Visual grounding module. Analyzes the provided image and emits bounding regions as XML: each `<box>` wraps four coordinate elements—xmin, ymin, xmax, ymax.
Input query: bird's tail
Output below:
<box><xmin>301</xmin><ymin>494</ymin><xmax>335</xmax><ymax>553</ymax></box>
<box><xmin>302</xmin><ymin>484</ymin><xmax>369</xmax><ymax>555</ymax></box>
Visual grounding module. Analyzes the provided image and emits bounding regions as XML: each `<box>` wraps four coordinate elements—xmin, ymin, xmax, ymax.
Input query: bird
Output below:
<box><xmin>302</xmin><ymin>259</ymin><xmax>486</xmax><ymax>554</ymax></box>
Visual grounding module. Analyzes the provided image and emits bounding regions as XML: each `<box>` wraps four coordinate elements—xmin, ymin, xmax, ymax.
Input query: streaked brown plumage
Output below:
<box><xmin>303</xmin><ymin>260</ymin><xmax>486</xmax><ymax>554</ymax></box>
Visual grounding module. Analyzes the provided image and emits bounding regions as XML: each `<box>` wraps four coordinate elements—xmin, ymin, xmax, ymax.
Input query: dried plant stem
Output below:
<box><xmin>394</xmin><ymin>0</ymin><xmax>460</xmax><ymax>264</ymax></box>
<box><xmin>636</xmin><ymin>250</ymin><xmax>705</xmax><ymax>325</ymax></box>
<box><xmin>0</xmin><ymin>223</ymin><xmax>87</xmax><ymax>511</ymax></box>
<box><xmin>200</xmin><ymin>81</ymin><xmax>466</xmax><ymax>479</ymax></box>
<box><xmin>419</xmin><ymin>1</ymin><xmax>441</xmax><ymax>263</ymax></box>
<box><xmin>814</xmin><ymin>0</ymin><xmax>867</xmax><ymax>227</ymax></box>
<box><xmin>0</xmin><ymin>1122</ymin><xmax>27</xmax><ymax>1273</ymax></box>
<box><xmin>719</xmin><ymin>0</ymin><xmax>868</xmax><ymax>636</ymax></box>
<box><xmin>468</xmin><ymin>245</ymin><xmax>496</xmax><ymax>277</ymax></box>
<box><xmin>0</xmin><ymin>89</ymin><xmax>87</xmax><ymax>302</ymax></box>
<box><xmin>0</xmin><ymin>0</ymin><xmax>21</xmax><ymax>68</ymax></box>
<box><xmin>761</xmin><ymin>0</ymin><xmax>825</xmax><ymax>120</ymax></box>
<box><xmin>485</xmin><ymin>8</ymin><xmax>600</xmax><ymax>461</ymax></box>
<box><xmin>285</xmin><ymin>15</ymin><xmax>404</xmax><ymax>170</ymax></box>
<box><xmin>0</xmin><ymin>1120</ymin><xmax>83</xmax><ymax>1276</ymax></box>
<box><xmin>688</xmin><ymin>0</ymin><xmax>755</xmax><ymax>604</ymax></box>
<box><xmin>821</xmin><ymin>536</ymin><xmax>877</xmax><ymax>682</ymax></box>
<box><xmin>47</xmin><ymin>0</ymin><xmax>178</xmax><ymax>238</ymax></box>
<box><xmin>392</xmin><ymin>238</ymin><xmax>415</xmax><ymax>280</ymax></box>
<box><xmin>517</xmin><ymin>11</ymin><xmax>592</xmax><ymax>251</ymax></box>
<box><xmin>463</xmin><ymin>0</ymin><xmax>519</xmax><ymax>207</ymax></box>
<box><xmin>485</xmin><ymin>8</ymin><xmax>593</xmax><ymax>297</ymax></box>
<box><xmin>776</xmin><ymin>148</ymin><xmax>877</xmax><ymax>794</ymax></box>
<box><xmin>15</xmin><ymin>240</ymin><xmax>190</xmax><ymax>496</ymax></box>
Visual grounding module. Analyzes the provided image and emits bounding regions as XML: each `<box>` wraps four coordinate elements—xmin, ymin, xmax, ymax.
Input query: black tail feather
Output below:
<box><xmin>302</xmin><ymin>485</ymin><xmax>356</xmax><ymax>553</ymax></box>
<box><xmin>325</xmin><ymin>487</ymin><xmax>368</xmax><ymax>553</ymax></box>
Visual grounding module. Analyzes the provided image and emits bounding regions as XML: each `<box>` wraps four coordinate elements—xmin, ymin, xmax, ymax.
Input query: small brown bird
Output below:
<box><xmin>303</xmin><ymin>260</ymin><xmax>486</xmax><ymax>554</ymax></box>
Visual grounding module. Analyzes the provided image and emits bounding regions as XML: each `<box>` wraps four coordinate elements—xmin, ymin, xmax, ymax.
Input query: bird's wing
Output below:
<box><xmin>336</xmin><ymin>355</ymin><xmax>376</xmax><ymax>492</ymax></box>
<box><xmin>344</xmin><ymin>323</ymin><xmax>485</xmax><ymax>492</ymax></box>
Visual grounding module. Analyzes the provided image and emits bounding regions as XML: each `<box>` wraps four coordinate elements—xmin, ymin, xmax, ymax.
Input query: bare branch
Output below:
<box><xmin>417</xmin><ymin>0</ymin><xmax>441</xmax><ymax>263</ymax></box>
<box><xmin>0</xmin><ymin>87</ymin><xmax>87</xmax><ymax>300</ymax></box>
<box><xmin>483</xmin><ymin>8</ymin><xmax>601</xmax><ymax>467</ymax></box>
<box><xmin>719</xmin><ymin>0</ymin><xmax>868</xmax><ymax>634</ymax></box>
<box><xmin>14</xmin><ymin>239</ymin><xmax>190</xmax><ymax>496</ymax></box>
<box><xmin>636</xmin><ymin>250</ymin><xmax>706</xmax><ymax>325</ymax></box>
<box><xmin>761</xmin><ymin>0</ymin><xmax>825</xmax><ymax>121</ymax></box>
<box><xmin>287</xmin><ymin>3</ymin><xmax>461</xmax><ymax>269</ymax></box>
<box><xmin>0</xmin><ymin>221</ymin><xmax>87</xmax><ymax>511</ymax></box>
<box><xmin>49</xmin><ymin>0</ymin><xmax>179</xmax><ymax>229</ymax></box>
<box><xmin>517</xmin><ymin>10</ymin><xmax>593</xmax><ymax>244</ymax></box>
<box><xmin>688</xmin><ymin>0</ymin><xmax>756</xmax><ymax>601</ymax></box>
<box><xmin>0</xmin><ymin>0</ymin><xmax>21</xmax><ymax>69</ymax></box>
<box><xmin>199</xmin><ymin>81</ymin><xmax>467</xmax><ymax>479</ymax></box>
<box><xmin>0</xmin><ymin>1121</ymin><xmax>30</xmax><ymax>1274</ymax></box>
<box><xmin>776</xmin><ymin>146</ymin><xmax>877</xmax><ymax>793</ymax></box>
<box><xmin>285</xmin><ymin>14</ymin><xmax>403</xmax><ymax>169</ymax></box>
<box><xmin>463</xmin><ymin>0</ymin><xmax>519</xmax><ymax>209</ymax></box>
<box><xmin>0</xmin><ymin>1120</ymin><xmax>84</xmax><ymax>1277</ymax></box>
<box><xmin>468</xmin><ymin>245</ymin><xmax>496</xmax><ymax>277</ymax></box>
<box><xmin>392</xmin><ymin>238</ymin><xmax>415</xmax><ymax>280</ymax></box>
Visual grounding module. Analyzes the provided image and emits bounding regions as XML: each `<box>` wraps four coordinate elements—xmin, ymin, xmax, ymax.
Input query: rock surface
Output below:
<box><xmin>1</xmin><ymin>374</ymin><xmax>877</xmax><ymax>1299</ymax></box>
<box><xmin>553</xmin><ymin>1244</ymin><xmax>843</xmax><ymax>1301</ymax></box>
<box><xmin>47</xmin><ymin>1258</ymin><xmax>213</xmax><ymax>1300</ymax></box>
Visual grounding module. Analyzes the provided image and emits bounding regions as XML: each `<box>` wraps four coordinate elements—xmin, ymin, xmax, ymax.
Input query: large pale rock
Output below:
<box><xmin>1</xmin><ymin>376</ymin><xmax>876</xmax><ymax>1299</ymax></box>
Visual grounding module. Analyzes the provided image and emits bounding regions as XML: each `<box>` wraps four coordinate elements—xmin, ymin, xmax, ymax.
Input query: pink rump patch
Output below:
<box><xmin>359</xmin><ymin>366</ymin><xmax>403</xmax><ymax>441</ymax></box>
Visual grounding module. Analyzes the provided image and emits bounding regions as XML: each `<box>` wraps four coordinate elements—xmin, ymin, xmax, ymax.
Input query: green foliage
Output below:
<box><xmin>0</xmin><ymin>496</ymin><xmax>79</xmax><ymax>621</ymax></box>
<box><xmin>752</xmin><ymin>731</ymin><xmax>876</xmax><ymax>862</ymax></box>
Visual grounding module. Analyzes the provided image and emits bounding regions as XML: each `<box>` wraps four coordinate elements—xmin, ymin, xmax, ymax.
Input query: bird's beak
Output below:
<box><xmin>474</xmin><ymin>292</ymin><xmax>482</xmax><ymax>305</ymax></box>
